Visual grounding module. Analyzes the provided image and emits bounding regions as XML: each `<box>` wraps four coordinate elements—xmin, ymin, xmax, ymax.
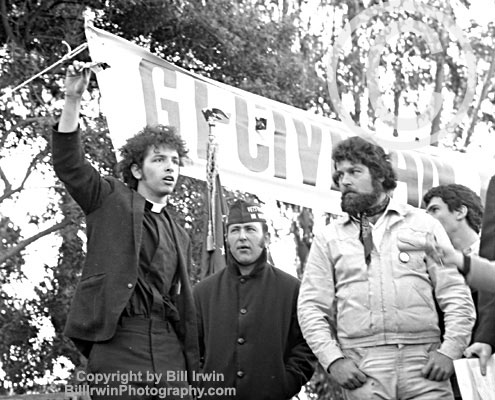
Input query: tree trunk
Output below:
<box><xmin>430</xmin><ymin>49</ymin><xmax>446</xmax><ymax>146</ymax></box>
<box><xmin>464</xmin><ymin>46</ymin><xmax>495</xmax><ymax>148</ymax></box>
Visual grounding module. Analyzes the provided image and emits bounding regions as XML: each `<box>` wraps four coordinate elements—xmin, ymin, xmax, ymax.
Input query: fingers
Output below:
<box><xmin>421</xmin><ymin>359</ymin><xmax>433</xmax><ymax>379</ymax></box>
<box><xmin>479</xmin><ymin>353</ymin><xmax>490</xmax><ymax>376</ymax></box>
<box><xmin>466</xmin><ymin>343</ymin><xmax>493</xmax><ymax>376</ymax></box>
<box><xmin>66</xmin><ymin>61</ymin><xmax>91</xmax><ymax>78</ymax></box>
<box><xmin>422</xmin><ymin>351</ymin><xmax>453</xmax><ymax>381</ymax></box>
<box><xmin>422</xmin><ymin>361</ymin><xmax>449</xmax><ymax>381</ymax></box>
<box><xmin>331</xmin><ymin>359</ymin><xmax>367</xmax><ymax>390</ymax></box>
<box><xmin>341</xmin><ymin>370</ymin><xmax>367</xmax><ymax>390</ymax></box>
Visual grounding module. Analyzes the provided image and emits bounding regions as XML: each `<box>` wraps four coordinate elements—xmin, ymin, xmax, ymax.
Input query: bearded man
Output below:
<box><xmin>297</xmin><ymin>136</ymin><xmax>475</xmax><ymax>400</ymax></box>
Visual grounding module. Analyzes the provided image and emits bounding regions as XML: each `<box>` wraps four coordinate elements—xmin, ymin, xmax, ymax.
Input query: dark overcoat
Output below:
<box><xmin>193</xmin><ymin>250</ymin><xmax>315</xmax><ymax>400</ymax></box>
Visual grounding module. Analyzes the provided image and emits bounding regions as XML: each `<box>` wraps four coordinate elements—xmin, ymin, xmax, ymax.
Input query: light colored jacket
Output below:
<box><xmin>298</xmin><ymin>199</ymin><xmax>476</xmax><ymax>370</ymax></box>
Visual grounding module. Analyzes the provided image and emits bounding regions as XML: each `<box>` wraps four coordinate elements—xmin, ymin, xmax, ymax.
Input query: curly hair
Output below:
<box><xmin>423</xmin><ymin>184</ymin><xmax>484</xmax><ymax>233</ymax></box>
<box><xmin>332</xmin><ymin>136</ymin><xmax>397</xmax><ymax>191</ymax></box>
<box><xmin>117</xmin><ymin>125</ymin><xmax>189</xmax><ymax>190</ymax></box>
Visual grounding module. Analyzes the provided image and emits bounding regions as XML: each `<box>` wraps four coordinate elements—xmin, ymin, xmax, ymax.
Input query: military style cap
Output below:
<box><xmin>226</xmin><ymin>200</ymin><xmax>266</xmax><ymax>226</ymax></box>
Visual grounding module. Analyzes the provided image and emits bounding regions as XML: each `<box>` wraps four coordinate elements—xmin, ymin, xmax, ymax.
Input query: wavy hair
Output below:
<box><xmin>117</xmin><ymin>125</ymin><xmax>189</xmax><ymax>190</ymax></box>
<box><xmin>332</xmin><ymin>136</ymin><xmax>397</xmax><ymax>191</ymax></box>
<box><xmin>423</xmin><ymin>184</ymin><xmax>484</xmax><ymax>233</ymax></box>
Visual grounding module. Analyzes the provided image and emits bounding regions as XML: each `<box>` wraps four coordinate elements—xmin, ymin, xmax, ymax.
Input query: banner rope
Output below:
<box><xmin>1</xmin><ymin>41</ymin><xmax>88</xmax><ymax>100</ymax></box>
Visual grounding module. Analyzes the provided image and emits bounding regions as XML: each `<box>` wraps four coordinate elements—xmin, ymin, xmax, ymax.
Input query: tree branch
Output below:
<box><xmin>0</xmin><ymin>0</ymin><xmax>19</xmax><ymax>45</ymax></box>
<box><xmin>0</xmin><ymin>146</ymin><xmax>48</xmax><ymax>204</ymax></box>
<box><xmin>464</xmin><ymin>46</ymin><xmax>495</xmax><ymax>148</ymax></box>
<box><xmin>0</xmin><ymin>165</ymin><xmax>13</xmax><ymax>198</ymax></box>
<box><xmin>0</xmin><ymin>218</ymin><xmax>71</xmax><ymax>266</ymax></box>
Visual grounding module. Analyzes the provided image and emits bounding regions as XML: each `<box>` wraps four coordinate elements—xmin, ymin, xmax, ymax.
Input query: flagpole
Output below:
<box><xmin>201</xmin><ymin>108</ymin><xmax>229</xmax><ymax>277</ymax></box>
<box><xmin>205</xmin><ymin>116</ymin><xmax>217</xmax><ymax>252</ymax></box>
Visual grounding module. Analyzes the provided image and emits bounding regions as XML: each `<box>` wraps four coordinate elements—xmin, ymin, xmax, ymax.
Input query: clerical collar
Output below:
<box><xmin>145</xmin><ymin>199</ymin><xmax>167</xmax><ymax>214</ymax></box>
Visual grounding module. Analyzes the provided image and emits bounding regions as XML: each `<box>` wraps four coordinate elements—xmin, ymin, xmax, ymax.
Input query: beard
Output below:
<box><xmin>341</xmin><ymin>180</ymin><xmax>383</xmax><ymax>216</ymax></box>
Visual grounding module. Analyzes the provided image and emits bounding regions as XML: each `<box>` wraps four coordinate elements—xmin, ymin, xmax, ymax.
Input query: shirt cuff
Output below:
<box><xmin>438</xmin><ymin>340</ymin><xmax>464</xmax><ymax>360</ymax></box>
<box><xmin>321</xmin><ymin>347</ymin><xmax>346</xmax><ymax>372</ymax></box>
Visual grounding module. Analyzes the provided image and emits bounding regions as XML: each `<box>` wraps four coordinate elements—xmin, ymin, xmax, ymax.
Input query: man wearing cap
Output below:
<box><xmin>193</xmin><ymin>200</ymin><xmax>316</xmax><ymax>400</ymax></box>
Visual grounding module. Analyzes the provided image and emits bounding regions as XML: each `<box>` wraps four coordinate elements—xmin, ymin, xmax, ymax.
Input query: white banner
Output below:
<box><xmin>84</xmin><ymin>22</ymin><xmax>495</xmax><ymax>213</ymax></box>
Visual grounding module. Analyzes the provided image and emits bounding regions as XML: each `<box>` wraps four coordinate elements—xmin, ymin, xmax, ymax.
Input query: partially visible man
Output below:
<box><xmin>424</xmin><ymin>184</ymin><xmax>483</xmax><ymax>255</ymax></box>
<box><xmin>52</xmin><ymin>61</ymin><xmax>198</xmax><ymax>398</ymax></box>
<box><xmin>474</xmin><ymin>174</ymin><xmax>495</xmax><ymax>371</ymax></box>
<box><xmin>193</xmin><ymin>200</ymin><xmax>316</xmax><ymax>400</ymax></box>
<box><xmin>424</xmin><ymin>184</ymin><xmax>485</xmax><ymax>397</ymax></box>
<box><xmin>298</xmin><ymin>136</ymin><xmax>475</xmax><ymax>400</ymax></box>
<box><xmin>423</xmin><ymin>180</ymin><xmax>495</xmax><ymax>376</ymax></box>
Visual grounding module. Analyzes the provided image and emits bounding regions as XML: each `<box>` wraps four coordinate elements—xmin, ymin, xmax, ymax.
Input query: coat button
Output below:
<box><xmin>237</xmin><ymin>337</ymin><xmax>245</xmax><ymax>344</ymax></box>
<box><xmin>236</xmin><ymin>371</ymin><xmax>244</xmax><ymax>378</ymax></box>
<box><xmin>240</xmin><ymin>308</ymin><xmax>247</xmax><ymax>315</ymax></box>
<box><xmin>239</xmin><ymin>278</ymin><xmax>246</xmax><ymax>284</ymax></box>
<box><xmin>127</xmin><ymin>283</ymin><xmax>133</xmax><ymax>288</ymax></box>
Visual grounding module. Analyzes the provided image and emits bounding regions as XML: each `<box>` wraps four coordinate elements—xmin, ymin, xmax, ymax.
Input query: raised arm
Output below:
<box><xmin>59</xmin><ymin>61</ymin><xmax>91</xmax><ymax>133</ymax></box>
<box><xmin>419</xmin><ymin>238</ymin><xmax>495</xmax><ymax>293</ymax></box>
<box><xmin>52</xmin><ymin>61</ymin><xmax>112</xmax><ymax>214</ymax></box>
<box><xmin>426</xmin><ymin>220</ymin><xmax>476</xmax><ymax>359</ymax></box>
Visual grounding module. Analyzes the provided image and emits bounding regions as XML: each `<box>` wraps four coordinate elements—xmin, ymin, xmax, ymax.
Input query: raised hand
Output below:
<box><xmin>59</xmin><ymin>60</ymin><xmax>92</xmax><ymax>133</ymax></box>
<box><xmin>64</xmin><ymin>60</ymin><xmax>91</xmax><ymax>98</ymax></box>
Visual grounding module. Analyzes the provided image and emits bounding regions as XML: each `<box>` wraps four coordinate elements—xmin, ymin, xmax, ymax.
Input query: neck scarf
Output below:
<box><xmin>359</xmin><ymin>195</ymin><xmax>390</xmax><ymax>265</ymax></box>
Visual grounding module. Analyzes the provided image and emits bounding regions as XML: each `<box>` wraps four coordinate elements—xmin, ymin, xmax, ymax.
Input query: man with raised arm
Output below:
<box><xmin>52</xmin><ymin>61</ymin><xmax>198</xmax><ymax>399</ymax></box>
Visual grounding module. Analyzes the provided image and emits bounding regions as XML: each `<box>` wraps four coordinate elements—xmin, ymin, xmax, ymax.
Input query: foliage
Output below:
<box><xmin>1</xmin><ymin>0</ymin><xmax>495</xmax><ymax>397</ymax></box>
<box><xmin>305</xmin><ymin>365</ymin><xmax>345</xmax><ymax>400</ymax></box>
<box><xmin>0</xmin><ymin>0</ymin><xmax>331</xmax><ymax>394</ymax></box>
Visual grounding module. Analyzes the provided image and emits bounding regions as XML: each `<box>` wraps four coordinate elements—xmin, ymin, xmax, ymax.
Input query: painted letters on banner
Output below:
<box><xmin>84</xmin><ymin>22</ymin><xmax>494</xmax><ymax>213</ymax></box>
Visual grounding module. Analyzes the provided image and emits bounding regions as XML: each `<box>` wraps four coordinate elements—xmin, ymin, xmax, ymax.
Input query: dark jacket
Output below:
<box><xmin>51</xmin><ymin>128</ymin><xmax>199</xmax><ymax>376</ymax></box>
<box><xmin>193</xmin><ymin>250</ymin><xmax>316</xmax><ymax>400</ymax></box>
<box><xmin>475</xmin><ymin>175</ymin><xmax>495</xmax><ymax>350</ymax></box>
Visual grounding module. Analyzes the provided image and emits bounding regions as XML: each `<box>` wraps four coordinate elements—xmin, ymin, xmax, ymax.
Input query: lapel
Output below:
<box><xmin>480</xmin><ymin>175</ymin><xmax>495</xmax><ymax>260</ymax></box>
<box><xmin>132</xmin><ymin>191</ymin><xmax>146</xmax><ymax>262</ymax></box>
<box><xmin>163</xmin><ymin>209</ymin><xmax>187</xmax><ymax>295</ymax></box>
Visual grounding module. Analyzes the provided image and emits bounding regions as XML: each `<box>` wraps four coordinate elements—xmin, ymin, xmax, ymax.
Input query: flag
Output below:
<box><xmin>199</xmin><ymin>109</ymin><xmax>229</xmax><ymax>278</ymax></box>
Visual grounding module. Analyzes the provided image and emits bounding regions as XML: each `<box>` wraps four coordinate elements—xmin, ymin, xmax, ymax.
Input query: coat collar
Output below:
<box><xmin>227</xmin><ymin>248</ymin><xmax>268</xmax><ymax>278</ymax></box>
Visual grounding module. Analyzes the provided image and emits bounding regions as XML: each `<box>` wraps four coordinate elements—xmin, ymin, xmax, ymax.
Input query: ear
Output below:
<box><xmin>264</xmin><ymin>231</ymin><xmax>271</xmax><ymax>247</ymax></box>
<box><xmin>456</xmin><ymin>205</ymin><xmax>468</xmax><ymax>221</ymax></box>
<box><xmin>131</xmin><ymin>163</ymin><xmax>142</xmax><ymax>180</ymax></box>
